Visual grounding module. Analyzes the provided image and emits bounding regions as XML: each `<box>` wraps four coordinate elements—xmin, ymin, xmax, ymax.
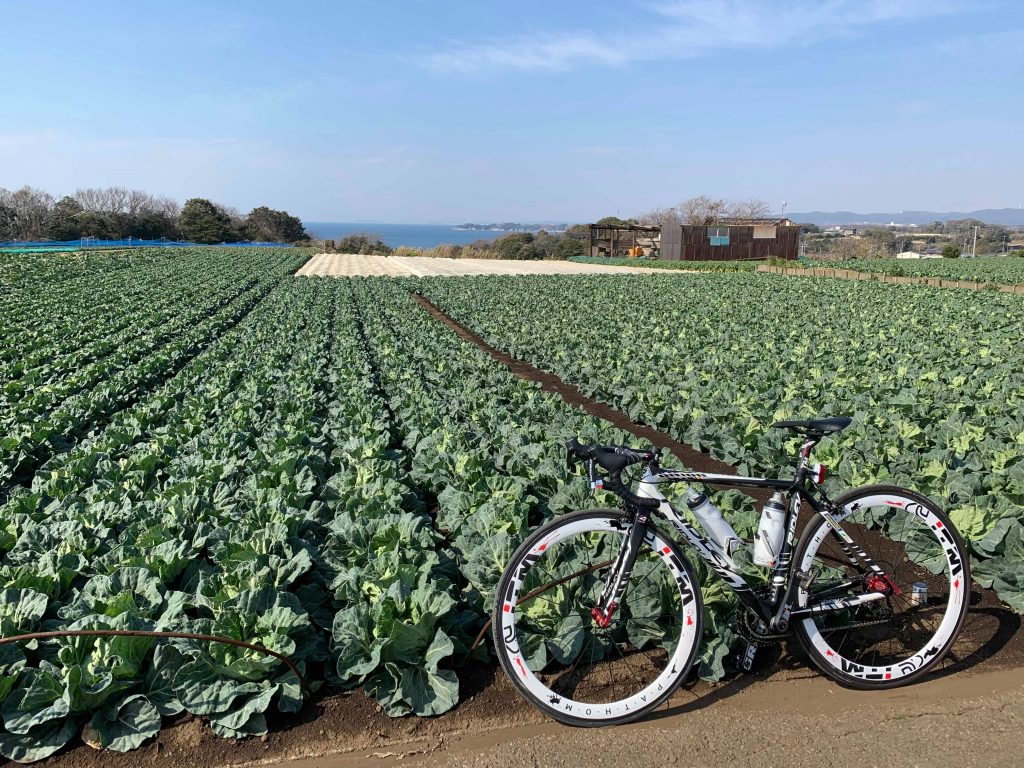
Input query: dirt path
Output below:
<box><xmin>281</xmin><ymin>665</ymin><xmax>1024</xmax><ymax>768</ymax></box>
<box><xmin>295</xmin><ymin>254</ymin><xmax>679</xmax><ymax>277</ymax></box>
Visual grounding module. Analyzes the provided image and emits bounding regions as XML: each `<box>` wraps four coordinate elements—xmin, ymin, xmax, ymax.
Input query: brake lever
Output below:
<box><xmin>587</xmin><ymin>459</ymin><xmax>603</xmax><ymax>491</ymax></box>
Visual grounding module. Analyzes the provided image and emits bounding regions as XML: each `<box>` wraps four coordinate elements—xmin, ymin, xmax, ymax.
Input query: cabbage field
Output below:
<box><xmin>806</xmin><ymin>256</ymin><xmax>1024</xmax><ymax>284</ymax></box>
<box><xmin>1</xmin><ymin>250</ymin><xmax>697</xmax><ymax>761</ymax></box>
<box><xmin>420</xmin><ymin>274</ymin><xmax>1024</xmax><ymax>611</ymax></box>
<box><xmin>2</xmin><ymin>250</ymin><xmax>1023</xmax><ymax>761</ymax></box>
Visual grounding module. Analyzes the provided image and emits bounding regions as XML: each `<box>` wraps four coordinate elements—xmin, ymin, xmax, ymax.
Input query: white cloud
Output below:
<box><xmin>425</xmin><ymin>0</ymin><xmax>959</xmax><ymax>74</ymax></box>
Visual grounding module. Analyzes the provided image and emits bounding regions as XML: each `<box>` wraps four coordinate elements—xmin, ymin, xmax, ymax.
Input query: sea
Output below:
<box><xmin>304</xmin><ymin>222</ymin><xmax>508</xmax><ymax>249</ymax></box>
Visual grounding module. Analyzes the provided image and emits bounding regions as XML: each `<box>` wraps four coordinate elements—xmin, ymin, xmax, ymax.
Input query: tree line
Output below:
<box><xmin>0</xmin><ymin>185</ymin><xmax>308</xmax><ymax>244</ymax></box>
<box><xmin>332</xmin><ymin>226</ymin><xmax>591</xmax><ymax>261</ymax></box>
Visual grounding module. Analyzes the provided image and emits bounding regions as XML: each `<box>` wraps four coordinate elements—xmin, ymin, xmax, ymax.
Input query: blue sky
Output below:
<box><xmin>1</xmin><ymin>1</ymin><xmax>1021</xmax><ymax>222</ymax></box>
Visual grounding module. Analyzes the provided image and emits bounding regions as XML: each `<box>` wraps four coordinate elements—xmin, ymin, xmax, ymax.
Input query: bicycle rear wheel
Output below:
<box><xmin>493</xmin><ymin>508</ymin><xmax>702</xmax><ymax>726</ymax></box>
<box><xmin>793</xmin><ymin>485</ymin><xmax>970</xmax><ymax>688</ymax></box>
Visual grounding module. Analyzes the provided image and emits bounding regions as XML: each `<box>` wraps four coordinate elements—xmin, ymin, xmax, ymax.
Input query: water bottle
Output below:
<box><xmin>686</xmin><ymin>488</ymin><xmax>741</xmax><ymax>556</ymax></box>
<box><xmin>753</xmin><ymin>492</ymin><xmax>787</xmax><ymax>568</ymax></box>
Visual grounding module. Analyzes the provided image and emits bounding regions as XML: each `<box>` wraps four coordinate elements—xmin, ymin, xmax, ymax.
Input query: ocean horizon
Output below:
<box><xmin>305</xmin><ymin>222</ymin><xmax>510</xmax><ymax>249</ymax></box>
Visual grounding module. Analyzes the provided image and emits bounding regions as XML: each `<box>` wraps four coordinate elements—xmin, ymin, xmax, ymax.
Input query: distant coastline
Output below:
<box><xmin>305</xmin><ymin>222</ymin><xmax>566</xmax><ymax>249</ymax></box>
<box><xmin>452</xmin><ymin>222</ymin><xmax>568</xmax><ymax>233</ymax></box>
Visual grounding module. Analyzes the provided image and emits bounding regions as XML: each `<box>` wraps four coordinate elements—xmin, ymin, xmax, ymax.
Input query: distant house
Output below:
<box><xmin>660</xmin><ymin>217</ymin><xmax>799</xmax><ymax>261</ymax></box>
<box><xmin>898</xmin><ymin>250</ymin><xmax>944</xmax><ymax>260</ymax></box>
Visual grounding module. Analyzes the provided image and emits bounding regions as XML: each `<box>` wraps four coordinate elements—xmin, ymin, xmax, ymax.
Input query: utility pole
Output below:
<box><xmin>972</xmin><ymin>225</ymin><xmax>978</xmax><ymax>258</ymax></box>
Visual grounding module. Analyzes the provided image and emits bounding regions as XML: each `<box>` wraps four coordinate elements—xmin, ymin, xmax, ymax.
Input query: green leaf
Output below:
<box><xmin>2</xmin><ymin>670</ymin><xmax>68</xmax><ymax>735</ymax></box>
<box><xmin>87</xmin><ymin>694</ymin><xmax>161</xmax><ymax>752</ymax></box>
<box><xmin>0</xmin><ymin>717</ymin><xmax>77</xmax><ymax>763</ymax></box>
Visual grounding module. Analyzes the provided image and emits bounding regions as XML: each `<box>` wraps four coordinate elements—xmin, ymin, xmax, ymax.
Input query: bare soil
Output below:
<box><xmin>295</xmin><ymin>254</ymin><xmax>679</xmax><ymax>277</ymax></box>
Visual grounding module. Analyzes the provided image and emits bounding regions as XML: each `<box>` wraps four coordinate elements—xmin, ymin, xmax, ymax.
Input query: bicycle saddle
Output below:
<box><xmin>770</xmin><ymin>416</ymin><xmax>852</xmax><ymax>436</ymax></box>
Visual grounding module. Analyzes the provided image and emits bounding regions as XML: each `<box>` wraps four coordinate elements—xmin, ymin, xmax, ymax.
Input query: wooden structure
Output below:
<box><xmin>660</xmin><ymin>217</ymin><xmax>799</xmax><ymax>261</ymax></box>
<box><xmin>588</xmin><ymin>224</ymin><xmax>660</xmax><ymax>258</ymax></box>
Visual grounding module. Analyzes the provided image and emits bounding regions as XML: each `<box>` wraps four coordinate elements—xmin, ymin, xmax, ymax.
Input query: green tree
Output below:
<box><xmin>243</xmin><ymin>206</ymin><xmax>308</xmax><ymax>242</ymax></box>
<box><xmin>75</xmin><ymin>211</ymin><xmax>116</xmax><ymax>239</ymax></box>
<box><xmin>552</xmin><ymin>235</ymin><xmax>586</xmax><ymax>260</ymax></box>
<box><xmin>44</xmin><ymin>196</ymin><xmax>84</xmax><ymax>240</ymax></box>
<box><xmin>178</xmin><ymin>198</ymin><xmax>234</xmax><ymax>244</ymax></box>
<box><xmin>126</xmin><ymin>211</ymin><xmax>178</xmax><ymax>240</ymax></box>
<box><xmin>595</xmin><ymin>216</ymin><xmax>636</xmax><ymax>227</ymax></box>
<box><xmin>337</xmin><ymin>233</ymin><xmax>392</xmax><ymax>255</ymax></box>
<box><xmin>941</xmin><ymin>243</ymin><xmax>962</xmax><ymax>259</ymax></box>
<box><xmin>491</xmin><ymin>232</ymin><xmax>544</xmax><ymax>260</ymax></box>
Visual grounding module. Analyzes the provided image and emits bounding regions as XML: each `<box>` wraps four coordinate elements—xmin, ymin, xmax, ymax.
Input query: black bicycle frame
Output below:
<box><xmin>602</xmin><ymin>443</ymin><xmax>891</xmax><ymax>632</ymax></box>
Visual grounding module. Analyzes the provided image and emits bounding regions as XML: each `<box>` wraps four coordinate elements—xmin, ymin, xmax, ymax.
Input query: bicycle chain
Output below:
<box><xmin>737</xmin><ymin>606</ymin><xmax>892</xmax><ymax>646</ymax></box>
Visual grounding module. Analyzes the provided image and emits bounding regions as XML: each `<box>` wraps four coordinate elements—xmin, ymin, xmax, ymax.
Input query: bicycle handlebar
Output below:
<box><xmin>565</xmin><ymin>438</ymin><xmax>661</xmax><ymax>510</ymax></box>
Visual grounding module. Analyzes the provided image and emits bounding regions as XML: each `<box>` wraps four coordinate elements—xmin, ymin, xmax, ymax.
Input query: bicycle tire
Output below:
<box><xmin>492</xmin><ymin>508</ymin><xmax>703</xmax><ymax>726</ymax></box>
<box><xmin>792</xmin><ymin>484</ymin><xmax>970</xmax><ymax>689</ymax></box>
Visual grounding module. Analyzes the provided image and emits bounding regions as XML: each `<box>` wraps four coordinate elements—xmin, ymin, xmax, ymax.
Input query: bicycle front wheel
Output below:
<box><xmin>492</xmin><ymin>508</ymin><xmax>703</xmax><ymax>726</ymax></box>
<box><xmin>793</xmin><ymin>485</ymin><xmax>970</xmax><ymax>688</ymax></box>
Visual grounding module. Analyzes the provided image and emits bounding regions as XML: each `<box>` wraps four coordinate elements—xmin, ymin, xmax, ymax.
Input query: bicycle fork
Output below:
<box><xmin>591</xmin><ymin>508</ymin><xmax>652</xmax><ymax>628</ymax></box>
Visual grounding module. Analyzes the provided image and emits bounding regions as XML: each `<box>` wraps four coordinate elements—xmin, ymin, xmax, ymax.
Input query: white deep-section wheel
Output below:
<box><xmin>493</xmin><ymin>508</ymin><xmax>703</xmax><ymax>726</ymax></box>
<box><xmin>793</xmin><ymin>485</ymin><xmax>970</xmax><ymax>688</ymax></box>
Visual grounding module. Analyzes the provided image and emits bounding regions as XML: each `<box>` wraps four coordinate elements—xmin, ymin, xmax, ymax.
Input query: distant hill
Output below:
<box><xmin>788</xmin><ymin>208</ymin><xmax>1024</xmax><ymax>227</ymax></box>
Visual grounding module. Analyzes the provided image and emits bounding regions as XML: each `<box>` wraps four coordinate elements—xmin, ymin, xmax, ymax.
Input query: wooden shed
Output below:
<box><xmin>660</xmin><ymin>217</ymin><xmax>799</xmax><ymax>261</ymax></box>
<box><xmin>588</xmin><ymin>224</ymin><xmax>661</xmax><ymax>258</ymax></box>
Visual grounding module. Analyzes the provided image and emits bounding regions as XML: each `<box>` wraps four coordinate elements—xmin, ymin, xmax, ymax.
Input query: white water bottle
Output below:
<box><xmin>685</xmin><ymin>488</ymin><xmax>741</xmax><ymax>556</ymax></box>
<box><xmin>753</xmin><ymin>492</ymin><xmax>787</xmax><ymax>567</ymax></box>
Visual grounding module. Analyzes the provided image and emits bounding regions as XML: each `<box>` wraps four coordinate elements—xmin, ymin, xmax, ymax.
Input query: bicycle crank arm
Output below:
<box><xmin>790</xmin><ymin>591</ymin><xmax>886</xmax><ymax>617</ymax></box>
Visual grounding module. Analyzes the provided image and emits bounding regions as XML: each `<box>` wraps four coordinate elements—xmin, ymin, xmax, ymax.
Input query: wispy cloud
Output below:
<box><xmin>569</xmin><ymin>146</ymin><xmax>623</xmax><ymax>156</ymax></box>
<box><xmin>935</xmin><ymin>28</ymin><xmax>1023</xmax><ymax>57</ymax></box>
<box><xmin>425</xmin><ymin>0</ymin><xmax>959</xmax><ymax>74</ymax></box>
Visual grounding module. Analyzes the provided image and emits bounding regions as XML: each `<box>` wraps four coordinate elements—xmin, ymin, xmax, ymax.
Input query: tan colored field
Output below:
<box><xmin>295</xmin><ymin>253</ymin><xmax>674</xmax><ymax>277</ymax></box>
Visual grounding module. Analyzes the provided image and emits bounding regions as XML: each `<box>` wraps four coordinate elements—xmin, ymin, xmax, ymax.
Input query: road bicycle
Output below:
<box><xmin>492</xmin><ymin>417</ymin><xmax>970</xmax><ymax>726</ymax></box>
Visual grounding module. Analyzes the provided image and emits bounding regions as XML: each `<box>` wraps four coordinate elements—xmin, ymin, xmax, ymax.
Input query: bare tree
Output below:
<box><xmin>727</xmin><ymin>198</ymin><xmax>772</xmax><ymax>219</ymax></box>
<box><xmin>635</xmin><ymin>206</ymin><xmax>681</xmax><ymax>227</ymax></box>
<box><xmin>638</xmin><ymin>195</ymin><xmax>775</xmax><ymax>227</ymax></box>
<box><xmin>0</xmin><ymin>186</ymin><xmax>54</xmax><ymax>239</ymax></box>
<box><xmin>677</xmin><ymin>195</ymin><xmax>729</xmax><ymax>225</ymax></box>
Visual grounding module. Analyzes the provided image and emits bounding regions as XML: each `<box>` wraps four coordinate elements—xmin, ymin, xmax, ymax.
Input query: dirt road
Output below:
<box><xmin>264</xmin><ymin>665</ymin><xmax>1024</xmax><ymax>768</ymax></box>
<box><xmin>294</xmin><ymin>254</ymin><xmax>675</xmax><ymax>277</ymax></box>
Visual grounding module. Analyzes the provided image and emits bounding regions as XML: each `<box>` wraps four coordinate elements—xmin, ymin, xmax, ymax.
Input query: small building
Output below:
<box><xmin>588</xmin><ymin>224</ymin><xmax>661</xmax><ymax>258</ymax></box>
<box><xmin>660</xmin><ymin>217</ymin><xmax>799</xmax><ymax>261</ymax></box>
<box><xmin>897</xmin><ymin>250</ymin><xmax>924</xmax><ymax>259</ymax></box>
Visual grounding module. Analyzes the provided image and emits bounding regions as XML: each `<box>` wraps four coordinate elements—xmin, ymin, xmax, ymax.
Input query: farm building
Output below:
<box><xmin>587</xmin><ymin>224</ymin><xmax>661</xmax><ymax>258</ymax></box>
<box><xmin>660</xmin><ymin>217</ymin><xmax>799</xmax><ymax>261</ymax></box>
<box><xmin>588</xmin><ymin>218</ymin><xmax>800</xmax><ymax>261</ymax></box>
